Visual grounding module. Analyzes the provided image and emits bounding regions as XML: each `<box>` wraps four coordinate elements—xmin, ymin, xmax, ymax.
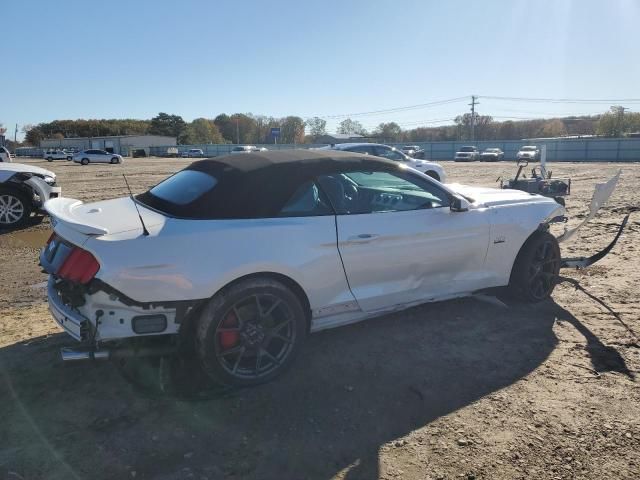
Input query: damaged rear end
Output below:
<box><xmin>41</xmin><ymin>197</ymin><xmax>189</xmax><ymax>362</ymax></box>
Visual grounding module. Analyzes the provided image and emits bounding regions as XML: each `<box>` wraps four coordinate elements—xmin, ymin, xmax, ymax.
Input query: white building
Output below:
<box><xmin>40</xmin><ymin>135</ymin><xmax>176</xmax><ymax>156</ymax></box>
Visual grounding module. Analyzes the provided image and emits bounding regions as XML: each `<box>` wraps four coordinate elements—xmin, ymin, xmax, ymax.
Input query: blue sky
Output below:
<box><xmin>2</xmin><ymin>0</ymin><xmax>639</xmax><ymax>138</ymax></box>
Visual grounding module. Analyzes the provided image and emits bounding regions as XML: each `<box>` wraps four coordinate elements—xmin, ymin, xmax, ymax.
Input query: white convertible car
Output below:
<box><xmin>40</xmin><ymin>150</ymin><xmax>620</xmax><ymax>387</ymax></box>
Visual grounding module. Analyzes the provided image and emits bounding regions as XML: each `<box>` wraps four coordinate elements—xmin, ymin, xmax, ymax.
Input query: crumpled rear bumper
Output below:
<box><xmin>47</xmin><ymin>277</ymin><xmax>90</xmax><ymax>341</ymax></box>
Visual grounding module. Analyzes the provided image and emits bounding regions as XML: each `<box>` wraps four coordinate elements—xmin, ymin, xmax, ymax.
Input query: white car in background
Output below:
<box><xmin>181</xmin><ymin>148</ymin><xmax>205</xmax><ymax>158</ymax></box>
<box><xmin>44</xmin><ymin>149</ymin><xmax>73</xmax><ymax>161</ymax></box>
<box><xmin>517</xmin><ymin>145</ymin><xmax>540</xmax><ymax>161</ymax></box>
<box><xmin>322</xmin><ymin>143</ymin><xmax>446</xmax><ymax>182</ymax></box>
<box><xmin>0</xmin><ymin>162</ymin><xmax>61</xmax><ymax>227</ymax></box>
<box><xmin>231</xmin><ymin>146</ymin><xmax>268</xmax><ymax>154</ymax></box>
<box><xmin>73</xmin><ymin>150</ymin><xmax>123</xmax><ymax>165</ymax></box>
<box><xmin>40</xmin><ymin>149</ymin><xmax>592</xmax><ymax>388</ymax></box>
<box><xmin>454</xmin><ymin>146</ymin><xmax>480</xmax><ymax>162</ymax></box>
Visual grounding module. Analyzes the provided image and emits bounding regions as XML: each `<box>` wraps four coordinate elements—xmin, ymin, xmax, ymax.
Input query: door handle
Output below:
<box><xmin>346</xmin><ymin>233</ymin><xmax>380</xmax><ymax>242</ymax></box>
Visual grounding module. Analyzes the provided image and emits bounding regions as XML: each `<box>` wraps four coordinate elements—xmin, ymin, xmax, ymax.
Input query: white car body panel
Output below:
<box><xmin>0</xmin><ymin>162</ymin><xmax>61</xmax><ymax>209</ymax></box>
<box><xmin>73</xmin><ymin>150</ymin><xmax>123</xmax><ymax>164</ymax></box>
<box><xmin>43</xmin><ymin>170</ymin><xmax>564</xmax><ymax>343</ymax></box>
<box><xmin>336</xmin><ymin>207</ymin><xmax>491</xmax><ymax>312</ymax></box>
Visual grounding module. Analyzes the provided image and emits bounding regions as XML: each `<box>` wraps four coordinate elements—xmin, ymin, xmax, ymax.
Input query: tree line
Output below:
<box><xmin>14</xmin><ymin>106</ymin><xmax>640</xmax><ymax>147</ymax></box>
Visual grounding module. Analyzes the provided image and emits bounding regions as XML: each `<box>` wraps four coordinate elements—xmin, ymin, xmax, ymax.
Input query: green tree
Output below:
<box><xmin>149</xmin><ymin>113</ymin><xmax>187</xmax><ymax>140</ymax></box>
<box><xmin>454</xmin><ymin>114</ymin><xmax>494</xmax><ymax>140</ymax></box>
<box><xmin>337</xmin><ymin>118</ymin><xmax>367</xmax><ymax>135</ymax></box>
<box><xmin>280</xmin><ymin>116</ymin><xmax>306</xmax><ymax>144</ymax></box>
<box><xmin>596</xmin><ymin>106</ymin><xmax>640</xmax><ymax>137</ymax></box>
<box><xmin>538</xmin><ymin>119</ymin><xmax>567</xmax><ymax>138</ymax></box>
<box><xmin>23</xmin><ymin>124</ymin><xmax>43</xmax><ymax>146</ymax></box>
<box><xmin>183</xmin><ymin>118</ymin><xmax>225</xmax><ymax>144</ymax></box>
<box><xmin>306</xmin><ymin>117</ymin><xmax>327</xmax><ymax>139</ymax></box>
<box><xmin>373</xmin><ymin>122</ymin><xmax>402</xmax><ymax>141</ymax></box>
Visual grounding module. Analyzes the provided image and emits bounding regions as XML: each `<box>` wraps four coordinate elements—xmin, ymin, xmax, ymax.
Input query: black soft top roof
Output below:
<box><xmin>138</xmin><ymin>149</ymin><xmax>400</xmax><ymax>219</ymax></box>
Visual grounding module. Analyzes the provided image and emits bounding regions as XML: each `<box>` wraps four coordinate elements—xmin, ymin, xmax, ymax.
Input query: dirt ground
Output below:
<box><xmin>1</xmin><ymin>157</ymin><xmax>639</xmax><ymax>480</ymax></box>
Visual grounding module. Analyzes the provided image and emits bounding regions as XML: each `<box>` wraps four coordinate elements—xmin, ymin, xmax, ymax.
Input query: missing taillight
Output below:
<box><xmin>56</xmin><ymin>247</ymin><xmax>100</xmax><ymax>284</ymax></box>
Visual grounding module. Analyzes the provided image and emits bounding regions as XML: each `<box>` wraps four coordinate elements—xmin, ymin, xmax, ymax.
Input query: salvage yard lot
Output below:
<box><xmin>1</xmin><ymin>158</ymin><xmax>639</xmax><ymax>480</ymax></box>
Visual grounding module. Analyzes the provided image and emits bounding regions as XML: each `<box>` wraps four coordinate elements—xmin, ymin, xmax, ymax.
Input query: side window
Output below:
<box><xmin>279</xmin><ymin>181</ymin><xmax>333</xmax><ymax>217</ymax></box>
<box><xmin>318</xmin><ymin>170</ymin><xmax>450</xmax><ymax>215</ymax></box>
<box><xmin>374</xmin><ymin>146</ymin><xmax>404</xmax><ymax>162</ymax></box>
<box><xmin>347</xmin><ymin>145</ymin><xmax>376</xmax><ymax>155</ymax></box>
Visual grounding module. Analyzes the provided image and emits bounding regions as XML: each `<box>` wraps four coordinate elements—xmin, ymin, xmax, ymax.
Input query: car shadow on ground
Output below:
<box><xmin>0</xmin><ymin>296</ymin><xmax>632</xmax><ymax>480</ymax></box>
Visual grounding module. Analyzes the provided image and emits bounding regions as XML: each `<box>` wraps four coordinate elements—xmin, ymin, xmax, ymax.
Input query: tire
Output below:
<box><xmin>195</xmin><ymin>277</ymin><xmax>307</xmax><ymax>387</ymax></box>
<box><xmin>110</xmin><ymin>157</ymin><xmax>119</xmax><ymax>164</ymax></box>
<box><xmin>0</xmin><ymin>189</ymin><xmax>32</xmax><ymax>228</ymax></box>
<box><xmin>554</xmin><ymin>197</ymin><xmax>566</xmax><ymax>207</ymax></box>
<box><xmin>509</xmin><ymin>230</ymin><xmax>561</xmax><ymax>303</ymax></box>
<box><xmin>81</xmin><ymin>158</ymin><xmax>89</xmax><ymax>165</ymax></box>
<box><xmin>46</xmin><ymin>157</ymin><xmax>53</xmax><ymax>162</ymax></box>
<box><xmin>425</xmin><ymin>171</ymin><xmax>440</xmax><ymax>181</ymax></box>
<box><xmin>66</xmin><ymin>156</ymin><xmax>72</xmax><ymax>161</ymax></box>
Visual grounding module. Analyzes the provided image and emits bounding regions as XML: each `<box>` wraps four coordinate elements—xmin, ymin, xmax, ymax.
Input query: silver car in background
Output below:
<box><xmin>73</xmin><ymin>150</ymin><xmax>123</xmax><ymax>165</ymax></box>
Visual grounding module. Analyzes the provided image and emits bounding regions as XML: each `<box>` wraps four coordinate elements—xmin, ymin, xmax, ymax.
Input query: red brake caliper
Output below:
<box><xmin>219</xmin><ymin>311</ymin><xmax>240</xmax><ymax>350</ymax></box>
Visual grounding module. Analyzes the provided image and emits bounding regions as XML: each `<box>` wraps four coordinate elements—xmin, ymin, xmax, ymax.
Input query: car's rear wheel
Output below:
<box><xmin>0</xmin><ymin>189</ymin><xmax>31</xmax><ymax>228</ymax></box>
<box><xmin>110</xmin><ymin>157</ymin><xmax>119</xmax><ymax>164</ymax></box>
<box><xmin>81</xmin><ymin>158</ymin><xmax>89</xmax><ymax>165</ymax></box>
<box><xmin>46</xmin><ymin>157</ymin><xmax>53</xmax><ymax>162</ymax></box>
<box><xmin>509</xmin><ymin>231</ymin><xmax>561</xmax><ymax>302</ymax></box>
<box><xmin>425</xmin><ymin>171</ymin><xmax>440</xmax><ymax>181</ymax></box>
<box><xmin>66</xmin><ymin>156</ymin><xmax>72</xmax><ymax>161</ymax></box>
<box><xmin>195</xmin><ymin>277</ymin><xmax>307</xmax><ymax>387</ymax></box>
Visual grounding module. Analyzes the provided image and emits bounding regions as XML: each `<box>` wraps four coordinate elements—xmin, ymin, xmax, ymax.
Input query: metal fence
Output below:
<box><xmin>149</xmin><ymin>138</ymin><xmax>640</xmax><ymax>162</ymax></box>
<box><xmin>15</xmin><ymin>138</ymin><xmax>640</xmax><ymax>162</ymax></box>
<box><xmin>387</xmin><ymin>138</ymin><xmax>640</xmax><ymax>162</ymax></box>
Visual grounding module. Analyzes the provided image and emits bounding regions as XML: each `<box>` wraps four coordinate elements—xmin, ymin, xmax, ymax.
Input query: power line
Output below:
<box><xmin>315</xmin><ymin>96</ymin><xmax>468</xmax><ymax>120</ymax></box>
<box><xmin>480</xmin><ymin>95</ymin><xmax>640</xmax><ymax>104</ymax></box>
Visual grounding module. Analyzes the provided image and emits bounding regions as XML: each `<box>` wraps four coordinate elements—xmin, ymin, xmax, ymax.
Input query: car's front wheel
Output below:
<box><xmin>509</xmin><ymin>231</ymin><xmax>561</xmax><ymax>302</ymax></box>
<box><xmin>195</xmin><ymin>277</ymin><xmax>307</xmax><ymax>387</ymax></box>
<box><xmin>0</xmin><ymin>189</ymin><xmax>32</xmax><ymax>228</ymax></box>
<box><xmin>110</xmin><ymin>157</ymin><xmax>119</xmax><ymax>164</ymax></box>
<box><xmin>81</xmin><ymin>158</ymin><xmax>89</xmax><ymax>165</ymax></box>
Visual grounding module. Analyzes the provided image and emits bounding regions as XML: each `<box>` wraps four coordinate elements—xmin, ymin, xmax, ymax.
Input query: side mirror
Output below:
<box><xmin>450</xmin><ymin>195</ymin><xmax>470</xmax><ymax>212</ymax></box>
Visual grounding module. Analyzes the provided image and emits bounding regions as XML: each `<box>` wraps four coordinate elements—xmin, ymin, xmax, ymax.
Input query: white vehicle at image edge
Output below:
<box><xmin>73</xmin><ymin>149</ymin><xmax>123</xmax><ymax>165</ymax></box>
<box><xmin>0</xmin><ymin>162</ymin><xmax>61</xmax><ymax>227</ymax></box>
<box><xmin>39</xmin><ymin>150</ymin><xmax>622</xmax><ymax>388</ymax></box>
<box><xmin>321</xmin><ymin>143</ymin><xmax>446</xmax><ymax>182</ymax></box>
<box><xmin>1</xmin><ymin>146</ymin><xmax>13</xmax><ymax>162</ymax></box>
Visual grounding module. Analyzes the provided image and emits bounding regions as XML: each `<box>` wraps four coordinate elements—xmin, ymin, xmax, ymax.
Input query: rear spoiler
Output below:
<box><xmin>44</xmin><ymin>197</ymin><xmax>109</xmax><ymax>236</ymax></box>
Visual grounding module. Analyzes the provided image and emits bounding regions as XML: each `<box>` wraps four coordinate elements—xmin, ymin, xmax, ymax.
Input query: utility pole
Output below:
<box><xmin>469</xmin><ymin>95</ymin><xmax>479</xmax><ymax>142</ymax></box>
<box><xmin>14</xmin><ymin>123</ymin><xmax>18</xmax><ymax>144</ymax></box>
<box><xmin>235</xmin><ymin>118</ymin><xmax>240</xmax><ymax>144</ymax></box>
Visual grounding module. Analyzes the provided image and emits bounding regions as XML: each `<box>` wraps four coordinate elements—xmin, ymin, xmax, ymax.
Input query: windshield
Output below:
<box><xmin>522</xmin><ymin>146</ymin><xmax>536</xmax><ymax>151</ymax></box>
<box><xmin>459</xmin><ymin>147</ymin><xmax>475</xmax><ymax>152</ymax></box>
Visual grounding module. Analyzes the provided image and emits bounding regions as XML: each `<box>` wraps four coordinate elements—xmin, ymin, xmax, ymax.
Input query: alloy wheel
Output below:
<box><xmin>527</xmin><ymin>239</ymin><xmax>560</xmax><ymax>301</ymax></box>
<box><xmin>214</xmin><ymin>293</ymin><xmax>296</xmax><ymax>380</ymax></box>
<box><xmin>0</xmin><ymin>194</ymin><xmax>25</xmax><ymax>225</ymax></box>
